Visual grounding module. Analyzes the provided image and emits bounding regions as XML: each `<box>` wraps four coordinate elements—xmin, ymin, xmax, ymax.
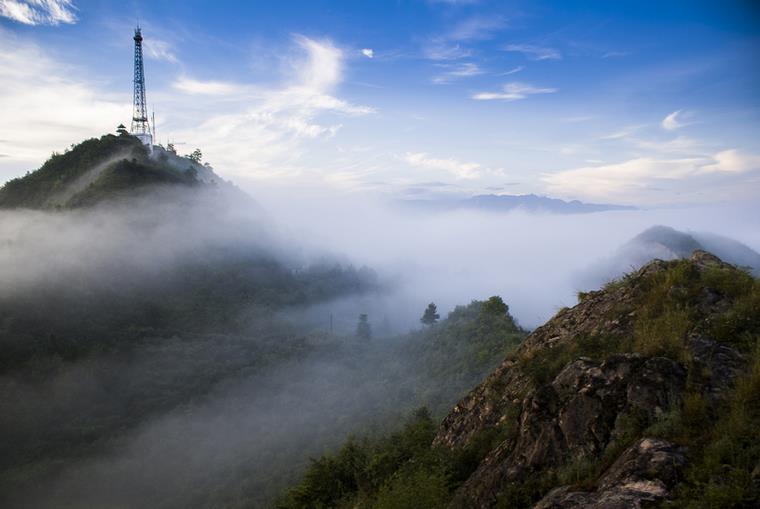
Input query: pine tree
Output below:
<box><xmin>420</xmin><ymin>302</ymin><xmax>440</xmax><ymax>326</ymax></box>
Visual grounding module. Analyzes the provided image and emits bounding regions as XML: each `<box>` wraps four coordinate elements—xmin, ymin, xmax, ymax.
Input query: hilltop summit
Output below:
<box><xmin>0</xmin><ymin>133</ymin><xmax>235</xmax><ymax>209</ymax></box>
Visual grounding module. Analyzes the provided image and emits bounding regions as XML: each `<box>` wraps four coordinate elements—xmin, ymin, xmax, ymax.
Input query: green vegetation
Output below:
<box><xmin>279</xmin><ymin>299</ymin><xmax>526</xmax><ymax>508</ymax></box>
<box><xmin>279</xmin><ymin>407</ymin><xmax>519</xmax><ymax>509</ymax></box>
<box><xmin>282</xmin><ymin>257</ymin><xmax>760</xmax><ymax>508</ymax></box>
<box><xmin>0</xmin><ymin>133</ymin><xmax>210</xmax><ymax>209</ymax></box>
<box><xmin>421</xmin><ymin>302</ymin><xmax>440</xmax><ymax>326</ymax></box>
<box><xmin>397</xmin><ymin>297</ymin><xmax>525</xmax><ymax>415</ymax></box>
<box><xmin>657</xmin><ymin>347</ymin><xmax>760</xmax><ymax>508</ymax></box>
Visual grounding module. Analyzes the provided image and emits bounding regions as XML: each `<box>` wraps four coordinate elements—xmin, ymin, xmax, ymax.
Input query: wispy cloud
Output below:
<box><xmin>169</xmin><ymin>35</ymin><xmax>376</xmax><ymax>179</ymax></box>
<box><xmin>449</xmin><ymin>15</ymin><xmax>506</xmax><ymax>41</ymax></box>
<box><xmin>472</xmin><ymin>82</ymin><xmax>557</xmax><ymax>101</ymax></box>
<box><xmin>499</xmin><ymin>65</ymin><xmax>524</xmax><ymax>76</ymax></box>
<box><xmin>172</xmin><ymin>77</ymin><xmax>248</xmax><ymax>96</ymax></box>
<box><xmin>144</xmin><ymin>38</ymin><xmax>178</xmax><ymax>63</ymax></box>
<box><xmin>404</xmin><ymin>152</ymin><xmax>482</xmax><ymax>179</ymax></box>
<box><xmin>0</xmin><ymin>30</ymin><xmax>126</xmax><ymax>171</ymax></box>
<box><xmin>432</xmin><ymin>62</ymin><xmax>483</xmax><ymax>84</ymax></box>
<box><xmin>504</xmin><ymin>43</ymin><xmax>561</xmax><ymax>60</ymax></box>
<box><xmin>599</xmin><ymin>125</ymin><xmax>644</xmax><ymax>140</ymax></box>
<box><xmin>0</xmin><ymin>0</ymin><xmax>77</xmax><ymax>25</ymax></box>
<box><xmin>424</xmin><ymin>14</ymin><xmax>505</xmax><ymax>61</ymax></box>
<box><xmin>424</xmin><ymin>40</ymin><xmax>472</xmax><ymax>60</ymax></box>
<box><xmin>361</xmin><ymin>48</ymin><xmax>374</xmax><ymax>58</ymax></box>
<box><xmin>662</xmin><ymin>110</ymin><xmax>688</xmax><ymax>130</ymax></box>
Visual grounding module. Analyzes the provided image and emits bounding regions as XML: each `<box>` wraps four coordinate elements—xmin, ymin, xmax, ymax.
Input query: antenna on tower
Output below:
<box><xmin>130</xmin><ymin>26</ymin><xmax>152</xmax><ymax>150</ymax></box>
<box><xmin>152</xmin><ymin>110</ymin><xmax>156</xmax><ymax>142</ymax></box>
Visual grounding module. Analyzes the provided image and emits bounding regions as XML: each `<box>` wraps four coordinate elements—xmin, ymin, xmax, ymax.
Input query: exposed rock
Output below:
<box><xmin>448</xmin><ymin>356</ymin><xmax>686</xmax><ymax>508</ymax></box>
<box><xmin>437</xmin><ymin>251</ymin><xmax>752</xmax><ymax>509</ymax></box>
<box><xmin>534</xmin><ymin>438</ymin><xmax>687</xmax><ymax>509</ymax></box>
<box><xmin>688</xmin><ymin>335</ymin><xmax>745</xmax><ymax>400</ymax></box>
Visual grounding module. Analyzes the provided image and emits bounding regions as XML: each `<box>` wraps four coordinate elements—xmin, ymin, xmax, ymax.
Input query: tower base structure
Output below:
<box><xmin>134</xmin><ymin>132</ymin><xmax>153</xmax><ymax>147</ymax></box>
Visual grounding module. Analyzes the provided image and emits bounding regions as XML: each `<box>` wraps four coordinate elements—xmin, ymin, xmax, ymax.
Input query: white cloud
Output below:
<box><xmin>0</xmin><ymin>0</ymin><xmax>76</xmax><ymax>25</ymax></box>
<box><xmin>701</xmin><ymin>149</ymin><xmax>760</xmax><ymax>174</ymax></box>
<box><xmin>0</xmin><ymin>30</ymin><xmax>127</xmax><ymax>176</ymax></box>
<box><xmin>168</xmin><ymin>35</ymin><xmax>375</xmax><ymax>180</ymax></box>
<box><xmin>662</xmin><ymin>110</ymin><xmax>685</xmax><ymax>130</ymax></box>
<box><xmin>404</xmin><ymin>152</ymin><xmax>482</xmax><ymax>179</ymax></box>
<box><xmin>504</xmin><ymin>44</ymin><xmax>561</xmax><ymax>60</ymax></box>
<box><xmin>472</xmin><ymin>82</ymin><xmax>557</xmax><ymax>101</ymax></box>
<box><xmin>173</xmin><ymin>77</ymin><xmax>248</xmax><ymax>96</ymax></box>
<box><xmin>144</xmin><ymin>38</ymin><xmax>178</xmax><ymax>63</ymax></box>
<box><xmin>432</xmin><ymin>62</ymin><xmax>483</xmax><ymax>84</ymax></box>
<box><xmin>361</xmin><ymin>48</ymin><xmax>374</xmax><ymax>58</ymax></box>
<box><xmin>543</xmin><ymin>157</ymin><xmax>703</xmax><ymax>202</ymax></box>
<box><xmin>543</xmin><ymin>150</ymin><xmax>760</xmax><ymax>204</ymax></box>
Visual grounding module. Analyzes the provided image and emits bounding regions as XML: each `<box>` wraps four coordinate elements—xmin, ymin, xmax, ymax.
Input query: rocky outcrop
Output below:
<box><xmin>437</xmin><ymin>251</ymin><xmax>753</xmax><ymax>509</ymax></box>
<box><xmin>433</xmin><ymin>268</ymin><xmax>642</xmax><ymax>450</ymax></box>
<box><xmin>535</xmin><ymin>438</ymin><xmax>688</xmax><ymax>509</ymax></box>
<box><xmin>688</xmin><ymin>335</ymin><xmax>744</xmax><ymax>400</ymax></box>
<box><xmin>448</xmin><ymin>355</ymin><xmax>686</xmax><ymax>508</ymax></box>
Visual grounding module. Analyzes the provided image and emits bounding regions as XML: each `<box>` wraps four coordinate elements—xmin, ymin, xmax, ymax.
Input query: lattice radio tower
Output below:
<box><xmin>130</xmin><ymin>26</ymin><xmax>152</xmax><ymax>146</ymax></box>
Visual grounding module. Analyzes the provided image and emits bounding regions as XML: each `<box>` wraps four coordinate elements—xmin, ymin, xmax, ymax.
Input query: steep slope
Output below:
<box><xmin>436</xmin><ymin>250</ymin><xmax>759</xmax><ymax>508</ymax></box>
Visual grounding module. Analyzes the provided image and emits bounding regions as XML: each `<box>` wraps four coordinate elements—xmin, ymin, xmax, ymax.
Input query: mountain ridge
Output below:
<box><xmin>398</xmin><ymin>194</ymin><xmax>635</xmax><ymax>214</ymax></box>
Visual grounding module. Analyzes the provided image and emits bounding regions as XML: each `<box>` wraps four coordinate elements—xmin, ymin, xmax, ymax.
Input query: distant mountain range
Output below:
<box><xmin>398</xmin><ymin>193</ymin><xmax>635</xmax><ymax>214</ymax></box>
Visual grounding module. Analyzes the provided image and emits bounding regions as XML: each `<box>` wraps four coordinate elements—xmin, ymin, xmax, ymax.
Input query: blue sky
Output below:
<box><xmin>0</xmin><ymin>0</ymin><xmax>758</xmax><ymax>205</ymax></box>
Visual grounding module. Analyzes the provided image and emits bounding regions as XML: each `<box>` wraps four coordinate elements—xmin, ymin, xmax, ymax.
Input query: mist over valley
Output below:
<box><xmin>1</xmin><ymin>2</ymin><xmax>759</xmax><ymax>508</ymax></box>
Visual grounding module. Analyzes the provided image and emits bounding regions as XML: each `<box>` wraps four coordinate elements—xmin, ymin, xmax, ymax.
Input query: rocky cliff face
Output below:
<box><xmin>435</xmin><ymin>251</ymin><xmax>759</xmax><ymax>508</ymax></box>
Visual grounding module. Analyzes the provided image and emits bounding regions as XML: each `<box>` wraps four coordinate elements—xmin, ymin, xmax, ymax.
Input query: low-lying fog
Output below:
<box><xmin>3</xmin><ymin>182</ymin><xmax>759</xmax><ymax>508</ymax></box>
<box><xmin>252</xmin><ymin>185</ymin><xmax>760</xmax><ymax>328</ymax></box>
